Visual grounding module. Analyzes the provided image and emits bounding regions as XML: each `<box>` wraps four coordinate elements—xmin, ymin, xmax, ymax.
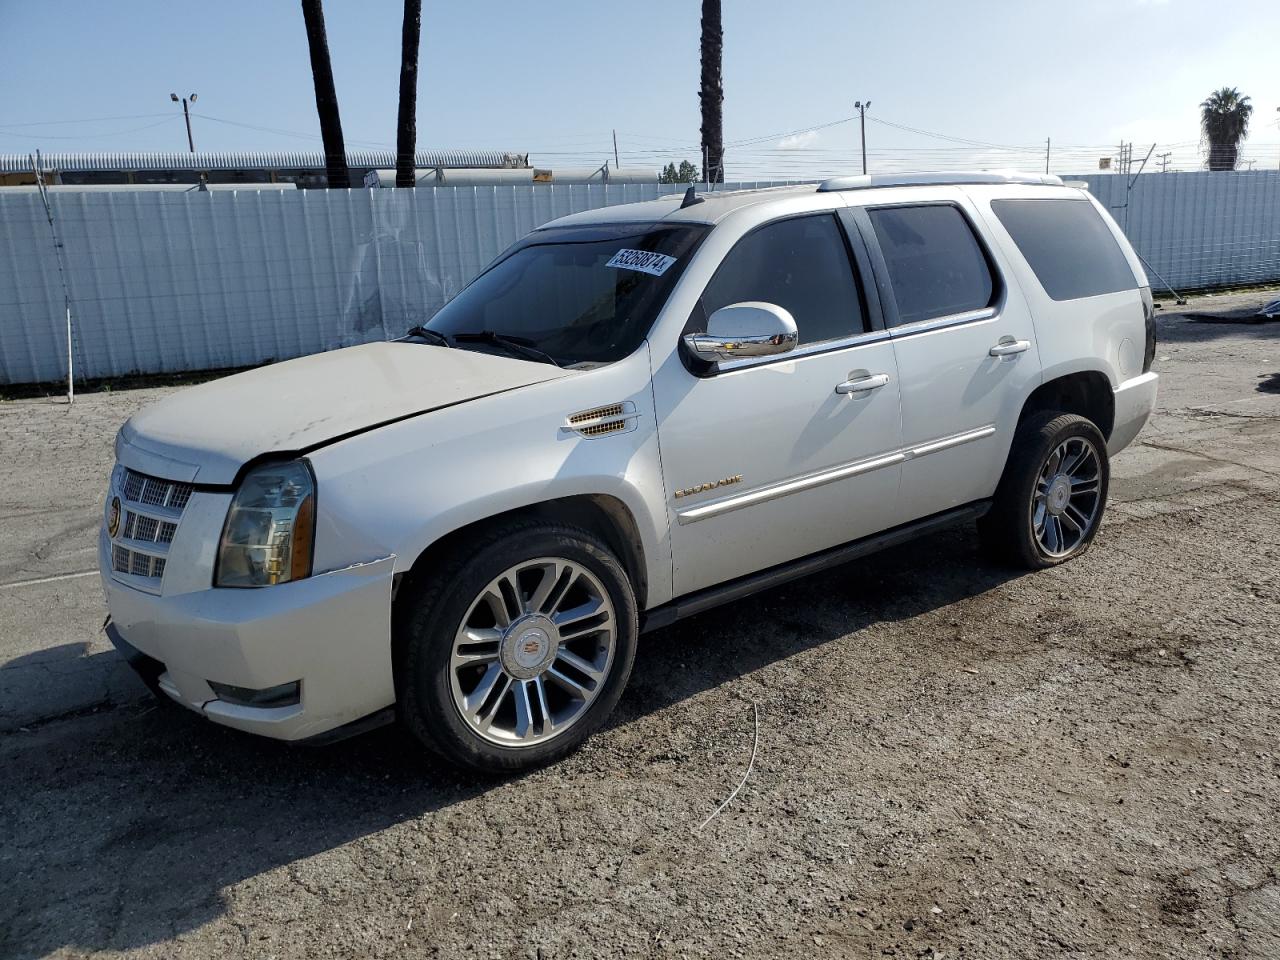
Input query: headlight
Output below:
<box><xmin>215</xmin><ymin>460</ymin><xmax>315</xmax><ymax>588</ymax></box>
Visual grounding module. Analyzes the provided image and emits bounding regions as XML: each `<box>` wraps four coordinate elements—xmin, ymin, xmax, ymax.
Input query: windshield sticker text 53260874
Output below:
<box><xmin>605</xmin><ymin>249</ymin><xmax>678</xmax><ymax>277</ymax></box>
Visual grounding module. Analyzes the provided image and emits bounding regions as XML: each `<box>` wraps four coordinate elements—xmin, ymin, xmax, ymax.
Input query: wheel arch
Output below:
<box><xmin>1018</xmin><ymin>369</ymin><xmax>1115</xmax><ymax>440</ymax></box>
<box><xmin>392</xmin><ymin>492</ymin><xmax>650</xmax><ymax>622</ymax></box>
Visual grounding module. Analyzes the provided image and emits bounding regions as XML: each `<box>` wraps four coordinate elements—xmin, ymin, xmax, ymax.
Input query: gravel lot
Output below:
<box><xmin>2</xmin><ymin>292</ymin><xmax>1278</xmax><ymax>959</ymax></box>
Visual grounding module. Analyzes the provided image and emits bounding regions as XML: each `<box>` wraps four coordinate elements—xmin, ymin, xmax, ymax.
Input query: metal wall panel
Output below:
<box><xmin>1076</xmin><ymin>170</ymin><xmax>1280</xmax><ymax>292</ymax></box>
<box><xmin>4</xmin><ymin>174</ymin><xmax>1273</xmax><ymax>385</ymax></box>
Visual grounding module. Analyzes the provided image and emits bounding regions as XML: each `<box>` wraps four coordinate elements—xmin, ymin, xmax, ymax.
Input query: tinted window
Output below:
<box><xmin>427</xmin><ymin>222</ymin><xmax>708</xmax><ymax>366</ymax></box>
<box><xmin>991</xmin><ymin>199</ymin><xmax>1138</xmax><ymax>301</ymax></box>
<box><xmin>868</xmin><ymin>205</ymin><xmax>996</xmax><ymax>326</ymax></box>
<box><xmin>701</xmin><ymin>214</ymin><xmax>866</xmax><ymax>346</ymax></box>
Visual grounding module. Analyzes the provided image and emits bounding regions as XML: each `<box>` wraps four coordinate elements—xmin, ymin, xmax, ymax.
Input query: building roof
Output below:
<box><xmin>1</xmin><ymin>150</ymin><xmax>527</xmax><ymax>173</ymax></box>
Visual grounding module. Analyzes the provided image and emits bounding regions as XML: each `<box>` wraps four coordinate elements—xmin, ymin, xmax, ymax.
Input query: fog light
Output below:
<box><xmin>208</xmin><ymin>679</ymin><xmax>301</xmax><ymax>708</ymax></box>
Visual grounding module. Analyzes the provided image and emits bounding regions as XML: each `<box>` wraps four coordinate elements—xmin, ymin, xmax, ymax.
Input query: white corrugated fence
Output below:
<box><xmin>1</xmin><ymin>172</ymin><xmax>1278</xmax><ymax>385</ymax></box>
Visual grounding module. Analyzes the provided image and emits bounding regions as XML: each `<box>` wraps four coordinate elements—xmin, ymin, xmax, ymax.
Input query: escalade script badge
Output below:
<box><xmin>673</xmin><ymin>475</ymin><xmax>743</xmax><ymax>499</ymax></box>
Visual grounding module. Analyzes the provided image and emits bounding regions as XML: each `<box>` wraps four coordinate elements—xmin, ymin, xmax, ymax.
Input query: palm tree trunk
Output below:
<box><xmin>300</xmin><ymin>0</ymin><xmax>350</xmax><ymax>188</ymax></box>
<box><xmin>396</xmin><ymin>0</ymin><xmax>423</xmax><ymax>188</ymax></box>
<box><xmin>1208</xmin><ymin>140</ymin><xmax>1238</xmax><ymax>172</ymax></box>
<box><xmin>699</xmin><ymin>0</ymin><xmax>724</xmax><ymax>183</ymax></box>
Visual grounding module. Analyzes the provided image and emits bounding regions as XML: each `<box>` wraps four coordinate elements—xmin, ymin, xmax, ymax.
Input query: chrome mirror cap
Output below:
<box><xmin>683</xmin><ymin>301</ymin><xmax>799</xmax><ymax>363</ymax></box>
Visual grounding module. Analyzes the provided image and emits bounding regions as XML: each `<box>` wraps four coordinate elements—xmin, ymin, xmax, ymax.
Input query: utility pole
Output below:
<box><xmin>1045</xmin><ymin>137</ymin><xmax>1051</xmax><ymax>174</ymax></box>
<box><xmin>1115</xmin><ymin>141</ymin><xmax>1134</xmax><ymax>177</ymax></box>
<box><xmin>1157</xmin><ymin>151</ymin><xmax>1172</xmax><ymax>173</ymax></box>
<box><xmin>170</xmin><ymin>92</ymin><xmax>197</xmax><ymax>152</ymax></box>
<box><xmin>855</xmin><ymin>100</ymin><xmax>871</xmax><ymax>175</ymax></box>
<box><xmin>612</xmin><ymin>129</ymin><xmax>620</xmax><ymax>171</ymax></box>
<box><xmin>170</xmin><ymin>92</ymin><xmax>205</xmax><ymax>189</ymax></box>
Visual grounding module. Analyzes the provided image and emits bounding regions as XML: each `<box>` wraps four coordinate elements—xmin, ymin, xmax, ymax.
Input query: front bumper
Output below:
<box><xmin>102</xmin><ymin>551</ymin><xmax>397</xmax><ymax>741</ymax></box>
<box><xmin>1109</xmin><ymin>371</ymin><xmax>1159</xmax><ymax>455</ymax></box>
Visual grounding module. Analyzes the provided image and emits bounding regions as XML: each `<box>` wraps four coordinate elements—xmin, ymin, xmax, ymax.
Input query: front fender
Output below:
<box><xmin>305</xmin><ymin>347</ymin><xmax>674</xmax><ymax>610</ymax></box>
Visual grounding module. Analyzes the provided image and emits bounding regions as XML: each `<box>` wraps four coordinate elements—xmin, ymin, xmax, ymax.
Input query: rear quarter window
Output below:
<box><xmin>990</xmin><ymin>198</ymin><xmax>1138</xmax><ymax>301</ymax></box>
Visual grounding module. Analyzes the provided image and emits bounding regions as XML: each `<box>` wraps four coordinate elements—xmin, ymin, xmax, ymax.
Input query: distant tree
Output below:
<box><xmin>300</xmin><ymin>0</ymin><xmax>350</xmax><ymax>188</ymax></box>
<box><xmin>395</xmin><ymin>0</ymin><xmax>423</xmax><ymax>187</ymax></box>
<box><xmin>659</xmin><ymin>160</ymin><xmax>700</xmax><ymax>183</ymax></box>
<box><xmin>699</xmin><ymin>0</ymin><xmax>724</xmax><ymax>183</ymax></box>
<box><xmin>1200</xmin><ymin>87</ymin><xmax>1253</xmax><ymax>171</ymax></box>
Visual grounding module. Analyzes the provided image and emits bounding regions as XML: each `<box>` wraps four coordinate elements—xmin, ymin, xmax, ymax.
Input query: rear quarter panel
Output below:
<box><xmin>965</xmin><ymin>185</ymin><xmax>1146</xmax><ymax>391</ymax></box>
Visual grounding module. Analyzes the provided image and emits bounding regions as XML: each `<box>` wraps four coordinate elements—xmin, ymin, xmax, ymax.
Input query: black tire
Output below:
<box><xmin>395</xmin><ymin>520</ymin><xmax>638</xmax><ymax>773</ymax></box>
<box><xmin>979</xmin><ymin>411</ymin><xmax>1110</xmax><ymax>569</ymax></box>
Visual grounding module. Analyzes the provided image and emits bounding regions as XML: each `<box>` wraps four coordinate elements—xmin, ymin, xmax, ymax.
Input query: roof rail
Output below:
<box><xmin>817</xmin><ymin>171</ymin><xmax>1065</xmax><ymax>193</ymax></box>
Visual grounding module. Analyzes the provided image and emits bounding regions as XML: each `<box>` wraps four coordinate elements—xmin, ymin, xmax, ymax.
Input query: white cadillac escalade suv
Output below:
<box><xmin>102</xmin><ymin>172</ymin><xmax>1158</xmax><ymax>772</ymax></box>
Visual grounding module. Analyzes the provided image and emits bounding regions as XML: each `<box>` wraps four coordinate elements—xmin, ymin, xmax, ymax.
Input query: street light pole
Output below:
<box><xmin>170</xmin><ymin>92</ymin><xmax>198</xmax><ymax>152</ymax></box>
<box><xmin>855</xmin><ymin>100</ymin><xmax>871</xmax><ymax>175</ymax></box>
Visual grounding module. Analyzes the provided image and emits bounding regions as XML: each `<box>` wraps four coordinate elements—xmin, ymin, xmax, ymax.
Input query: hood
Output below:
<box><xmin>118</xmin><ymin>342</ymin><xmax>572</xmax><ymax>485</ymax></box>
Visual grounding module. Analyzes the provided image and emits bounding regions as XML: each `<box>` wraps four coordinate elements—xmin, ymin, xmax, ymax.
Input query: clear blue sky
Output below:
<box><xmin>2</xmin><ymin>0</ymin><xmax>1277</xmax><ymax>175</ymax></box>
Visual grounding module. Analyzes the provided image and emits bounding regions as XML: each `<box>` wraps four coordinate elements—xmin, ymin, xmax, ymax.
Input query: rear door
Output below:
<box><xmin>848</xmin><ymin>192</ymin><xmax>1042</xmax><ymax>521</ymax></box>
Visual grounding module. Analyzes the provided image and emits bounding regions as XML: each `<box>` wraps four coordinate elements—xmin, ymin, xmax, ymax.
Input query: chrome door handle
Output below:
<box><xmin>835</xmin><ymin>373</ymin><xmax>890</xmax><ymax>395</ymax></box>
<box><xmin>989</xmin><ymin>339</ymin><xmax>1030</xmax><ymax>357</ymax></box>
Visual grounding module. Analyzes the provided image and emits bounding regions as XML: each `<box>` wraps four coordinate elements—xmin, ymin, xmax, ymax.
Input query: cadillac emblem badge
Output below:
<box><xmin>107</xmin><ymin>497</ymin><xmax>121</xmax><ymax>538</ymax></box>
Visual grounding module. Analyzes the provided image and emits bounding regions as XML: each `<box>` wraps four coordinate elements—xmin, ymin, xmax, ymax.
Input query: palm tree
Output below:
<box><xmin>395</xmin><ymin>0</ymin><xmax>423</xmax><ymax>187</ymax></box>
<box><xmin>1200</xmin><ymin>87</ymin><xmax>1253</xmax><ymax>172</ymax></box>
<box><xmin>699</xmin><ymin>0</ymin><xmax>724</xmax><ymax>183</ymax></box>
<box><xmin>300</xmin><ymin>0</ymin><xmax>350</xmax><ymax>188</ymax></box>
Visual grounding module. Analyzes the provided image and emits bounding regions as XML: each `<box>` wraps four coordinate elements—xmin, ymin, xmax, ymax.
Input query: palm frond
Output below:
<box><xmin>1199</xmin><ymin>86</ymin><xmax>1253</xmax><ymax>170</ymax></box>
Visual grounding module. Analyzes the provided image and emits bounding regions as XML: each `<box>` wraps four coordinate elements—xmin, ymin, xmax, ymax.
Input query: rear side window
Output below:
<box><xmin>868</xmin><ymin>205</ymin><xmax>996</xmax><ymax>326</ymax></box>
<box><xmin>991</xmin><ymin>198</ymin><xmax>1137</xmax><ymax>301</ymax></box>
<box><xmin>700</xmin><ymin>214</ymin><xmax>866</xmax><ymax>346</ymax></box>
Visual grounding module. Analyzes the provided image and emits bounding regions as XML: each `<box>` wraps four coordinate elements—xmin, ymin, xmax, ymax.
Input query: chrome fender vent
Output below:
<box><xmin>563</xmin><ymin>401</ymin><xmax>640</xmax><ymax>439</ymax></box>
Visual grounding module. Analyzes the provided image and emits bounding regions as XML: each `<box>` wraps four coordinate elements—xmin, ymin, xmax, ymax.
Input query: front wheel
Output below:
<box><xmin>979</xmin><ymin>412</ymin><xmax>1110</xmax><ymax>569</ymax></box>
<box><xmin>396</xmin><ymin>521</ymin><xmax>638</xmax><ymax>773</ymax></box>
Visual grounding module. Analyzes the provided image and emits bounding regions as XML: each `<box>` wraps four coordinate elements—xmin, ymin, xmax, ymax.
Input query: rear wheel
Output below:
<box><xmin>979</xmin><ymin>412</ymin><xmax>1110</xmax><ymax>569</ymax></box>
<box><xmin>396</xmin><ymin>521</ymin><xmax>638</xmax><ymax>772</ymax></box>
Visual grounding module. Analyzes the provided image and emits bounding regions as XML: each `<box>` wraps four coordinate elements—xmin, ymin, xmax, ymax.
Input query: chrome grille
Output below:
<box><xmin>121</xmin><ymin>510</ymin><xmax>177</xmax><ymax>545</ymax></box>
<box><xmin>107</xmin><ymin>468</ymin><xmax>195</xmax><ymax>590</ymax></box>
<box><xmin>123</xmin><ymin>470</ymin><xmax>193</xmax><ymax>511</ymax></box>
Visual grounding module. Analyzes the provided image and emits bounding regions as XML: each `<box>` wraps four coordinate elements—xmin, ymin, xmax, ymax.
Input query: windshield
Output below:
<box><xmin>424</xmin><ymin>221</ymin><xmax>709</xmax><ymax>367</ymax></box>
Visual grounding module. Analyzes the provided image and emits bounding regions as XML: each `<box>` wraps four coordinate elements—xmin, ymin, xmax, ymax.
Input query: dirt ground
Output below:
<box><xmin>1</xmin><ymin>292</ymin><xmax>1278</xmax><ymax>959</ymax></box>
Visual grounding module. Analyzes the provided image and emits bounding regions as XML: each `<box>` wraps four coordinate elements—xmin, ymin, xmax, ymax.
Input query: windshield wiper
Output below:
<box><xmin>403</xmin><ymin>325</ymin><xmax>453</xmax><ymax>348</ymax></box>
<box><xmin>452</xmin><ymin>331</ymin><xmax>562</xmax><ymax>367</ymax></box>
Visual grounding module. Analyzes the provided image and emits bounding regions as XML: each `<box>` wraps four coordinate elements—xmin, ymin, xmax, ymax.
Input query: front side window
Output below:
<box><xmin>699</xmin><ymin>214</ymin><xmax>867</xmax><ymax>346</ymax></box>
<box><xmin>868</xmin><ymin>204</ymin><xmax>996</xmax><ymax>326</ymax></box>
<box><xmin>427</xmin><ymin>222</ymin><xmax>708</xmax><ymax>367</ymax></box>
<box><xmin>991</xmin><ymin>198</ymin><xmax>1138</xmax><ymax>301</ymax></box>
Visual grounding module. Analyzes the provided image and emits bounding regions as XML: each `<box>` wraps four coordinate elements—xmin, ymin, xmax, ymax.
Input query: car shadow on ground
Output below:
<box><xmin>1</xmin><ymin>524</ymin><xmax>1023</xmax><ymax>958</ymax></box>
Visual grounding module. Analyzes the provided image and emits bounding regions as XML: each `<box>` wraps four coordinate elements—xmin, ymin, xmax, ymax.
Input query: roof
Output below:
<box><xmin>817</xmin><ymin>170</ymin><xmax>1065</xmax><ymax>192</ymax></box>
<box><xmin>0</xmin><ymin>150</ymin><xmax>528</xmax><ymax>173</ymax></box>
<box><xmin>542</xmin><ymin>184</ymin><xmax>816</xmax><ymax>229</ymax></box>
<box><xmin>542</xmin><ymin>172</ymin><xmax>1073</xmax><ymax>230</ymax></box>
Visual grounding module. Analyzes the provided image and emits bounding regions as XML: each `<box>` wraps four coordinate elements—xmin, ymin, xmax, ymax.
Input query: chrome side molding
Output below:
<box><xmin>675</xmin><ymin>424</ymin><xmax>996</xmax><ymax>524</ymax></box>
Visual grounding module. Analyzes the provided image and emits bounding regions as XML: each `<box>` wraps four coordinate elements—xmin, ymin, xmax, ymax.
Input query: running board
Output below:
<box><xmin>640</xmin><ymin>500</ymin><xmax>991</xmax><ymax>633</ymax></box>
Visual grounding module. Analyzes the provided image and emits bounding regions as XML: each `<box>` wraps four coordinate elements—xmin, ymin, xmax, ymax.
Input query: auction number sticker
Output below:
<box><xmin>606</xmin><ymin>249</ymin><xmax>677</xmax><ymax>277</ymax></box>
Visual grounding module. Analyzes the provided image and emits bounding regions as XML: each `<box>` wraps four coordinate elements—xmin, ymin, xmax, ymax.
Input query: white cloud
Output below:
<box><xmin>777</xmin><ymin>130</ymin><xmax>820</xmax><ymax>150</ymax></box>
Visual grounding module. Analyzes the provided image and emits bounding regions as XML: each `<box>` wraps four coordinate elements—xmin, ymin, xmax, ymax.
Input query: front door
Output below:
<box><xmin>651</xmin><ymin>212</ymin><xmax>905</xmax><ymax>598</ymax></box>
<box><xmin>853</xmin><ymin>196</ymin><xmax>1042</xmax><ymax>521</ymax></box>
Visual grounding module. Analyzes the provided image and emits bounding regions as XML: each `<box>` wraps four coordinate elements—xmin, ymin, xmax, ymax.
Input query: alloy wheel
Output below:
<box><xmin>448</xmin><ymin>557</ymin><xmax>617</xmax><ymax>747</ymax></box>
<box><xmin>1031</xmin><ymin>436</ymin><xmax>1102</xmax><ymax>557</ymax></box>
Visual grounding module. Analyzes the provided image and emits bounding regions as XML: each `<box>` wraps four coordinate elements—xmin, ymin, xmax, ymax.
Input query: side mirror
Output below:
<box><xmin>683</xmin><ymin>302</ymin><xmax>799</xmax><ymax>363</ymax></box>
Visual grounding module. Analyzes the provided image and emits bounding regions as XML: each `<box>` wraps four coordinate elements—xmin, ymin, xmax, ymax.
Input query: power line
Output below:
<box><xmin>0</xmin><ymin>112</ymin><xmax>172</xmax><ymax>127</ymax></box>
<box><xmin>0</xmin><ymin>117</ymin><xmax>180</xmax><ymax>140</ymax></box>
